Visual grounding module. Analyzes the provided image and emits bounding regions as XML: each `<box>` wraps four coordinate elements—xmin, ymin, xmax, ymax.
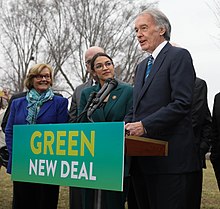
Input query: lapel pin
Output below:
<box><xmin>112</xmin><ymin>95</ymin><xmax>117</xmax><ymax>100</ymax></box>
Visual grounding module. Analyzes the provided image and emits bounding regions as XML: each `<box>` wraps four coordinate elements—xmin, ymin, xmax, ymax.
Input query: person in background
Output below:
<box><xmin>210</xmin><ymin>92</ymin><xmax>220</xmax><ymax>190</ymax></box>
<box><xmin>1</xmin><ymin>92</ymin><xmax>26</xmax><ymax>133</ymax></box>
<box><xmin>0</xmin><ymin>90</ymin><xmax>9</xmax><ymax>169</ymax></box>
<box><xmin>5</xmin><ymin>63</ymin><xmax>69</xmax><ymax>209</ymax></box>
<box><xmin>78</xmin><ymin>52</ymin><xmax>133</xmax><ymax>209</ymax></box>
<box><xmin>68</xmin><ymin>46</ymin><xmax>104</xmax><ymax>209</ymax></box>
<box><xmin>69</xmin><ymin>46</ymin><xmax>104</xmax><ymax>123</ymax></box>
<box><xmin>192</xmin><ymin>77</ymin><xmax>212</xmax><ymax>168</ymax></box>
<box><xmin>191</xmin><ymin>77</ymin><xmax>212</xmax><ymax>206</ymax></box>
<box><xmin>125</xmin><ymin>8</ymin><xmax>201</xmax><ymax>209</ymax></box>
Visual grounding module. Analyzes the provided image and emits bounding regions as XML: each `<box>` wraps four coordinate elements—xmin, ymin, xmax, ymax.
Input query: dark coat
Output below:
<box><xmin>125</xmin><ymin>42</ymin><xmax>200</xmax><ymax>174</ymax></box>
<box><xmin>192</xmin><ymin>77</ymin><xmax>212</xmax><ymax>168</ymax></box>
<box><xmin>1</xmin><ymin>92</ymin><xmax>26</xmax><ymax>132</ymax></box>
<box><xmin>69</xmin><ymin>79</ymin><xmax>93</xmax><ymax>123</ymax></box>
<box><xmin>210</xmin><ymin>92</ymin><xmax>220</xmax><ymax>190</ymax></box>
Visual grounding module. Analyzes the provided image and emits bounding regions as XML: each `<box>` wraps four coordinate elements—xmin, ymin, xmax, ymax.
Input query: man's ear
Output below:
<box><xmin>159</xmin><ymin>27</ymin><xmax>166</xmax><ymax>36</ymax></box>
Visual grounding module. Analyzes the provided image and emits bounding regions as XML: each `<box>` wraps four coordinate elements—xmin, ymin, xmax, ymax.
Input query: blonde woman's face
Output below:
<box><xmin>32</xmin><ymin>67</ymin><xmax>51</xmax><ymax>93</ymax></box>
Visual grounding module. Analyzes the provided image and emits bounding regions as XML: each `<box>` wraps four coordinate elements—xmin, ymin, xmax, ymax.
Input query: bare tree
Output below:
<box><xmin>0</xmin><ymin>0</ymin><xmax>45</xmax><ymax>93</ymax></box>
<box><xmin>28</xmin><ymin>0</ymin><xmax>78</xmax><ymax>94</ymax></box>
<box><xmin>0</xmin><ymin>0</ymin><xmax>157</xmax><ymax>96</ymax></box>
<box><xmin>67</xmin><ymin>0</ymin><xmax>155</xmax><ymax>84</ymax></box>
<box><xmin>209</xmin><ymin>0</ymin><xmax>220</xmax><ymax>46</ymax></box>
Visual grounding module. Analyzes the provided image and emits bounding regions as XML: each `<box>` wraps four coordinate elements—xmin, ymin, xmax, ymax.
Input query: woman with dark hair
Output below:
<box><xmin>78</xmin><ymin>53</ymin><xmax>133</xmax><ymax>209</ymax></box>
<box><xmin>5</xmin><ymin>63</ymin><xmax>69</xmax><ymax>209</ymax></box>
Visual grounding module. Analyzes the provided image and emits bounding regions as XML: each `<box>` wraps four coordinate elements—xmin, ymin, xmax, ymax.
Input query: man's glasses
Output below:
<box><xmin>34</xmin><ymin>74</ymin><xmax>51</xmax><ymax>80</ymax></box>
<box><xmin>94</xmin><ymin>61</ymin><xmax>113</xmax><ymax>71</ymax></box>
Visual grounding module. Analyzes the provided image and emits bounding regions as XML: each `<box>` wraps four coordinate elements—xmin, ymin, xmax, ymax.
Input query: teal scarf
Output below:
<box><xmin>26</xmin><ymin>88</ymin><xmax>54</xmax><ymax>124</ymax></box>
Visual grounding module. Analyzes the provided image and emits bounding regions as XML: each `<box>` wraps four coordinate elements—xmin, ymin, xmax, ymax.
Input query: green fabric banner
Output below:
<box><xmin>12</xmin><ymin>122</ymin><xmax>125</xmax><ymax>191</ymax></box>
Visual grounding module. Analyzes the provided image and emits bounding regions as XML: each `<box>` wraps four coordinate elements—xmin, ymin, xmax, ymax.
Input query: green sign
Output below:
<box><xmin>12</xmin><ymin>122</ymin><xmax>125</xmax><ymax>191</ymax></box>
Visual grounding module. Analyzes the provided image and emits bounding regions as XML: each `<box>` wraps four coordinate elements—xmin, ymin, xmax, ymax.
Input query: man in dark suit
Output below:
<box><xmin>68</xmin><ymin>46</ymin><xmax>104</xmax><ymax>209</ymax></box>
<box><xmin>125</xmin><ymin>8</ymin><xmax>201</xmax><ymax>209</ymax></box>
<box><xmin>191</xmin><ymin>77</ymin><xmax>212</xmax><ymax>207</ymax></box>
<box><xmin>192</xmin><ymin>77</ymin><xmax>212</xmax><ymax>169</ymax></box>
<box><xmin>210</xmin><ymin>92</ymin><xmax>220</xmax><ymax>190</ymax></box>
<box><xmin>69</xmin><ymin>46</ymin><xmax>104</xmax><ymax>123</ymax></box>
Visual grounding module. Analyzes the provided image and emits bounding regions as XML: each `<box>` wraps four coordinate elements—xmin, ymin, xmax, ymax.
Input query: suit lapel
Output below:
<box><xmin>136</xmin><ymin>59</ymin><xmax>148</xmax><ymax>91</ymax></box>
<box><xmin>104</xmin><ymin>86</ymin><xmax>122</xmax><ymax>118</ymax></box>
<box><xmin>135</xmin><ymin>43</ymin><xmax>171</xmax><ymax>110</ymax></box>
<box><xmin>22</xmin><ymin>99</ymin><xmax>28</xmax><ymax>118</ymax></box>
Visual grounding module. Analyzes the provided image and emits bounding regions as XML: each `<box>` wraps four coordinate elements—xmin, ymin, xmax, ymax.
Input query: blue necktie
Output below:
<box><xmin>145</xmin><ymin>55</ymin><xmax>154</xmax><ymax>81</ymax></box>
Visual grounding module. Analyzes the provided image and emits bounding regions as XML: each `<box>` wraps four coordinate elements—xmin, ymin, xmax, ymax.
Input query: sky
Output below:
<box><xmin>153</xmin><ymin>0</ymin><xmax>220</xmax><ymax>110</ymax></box>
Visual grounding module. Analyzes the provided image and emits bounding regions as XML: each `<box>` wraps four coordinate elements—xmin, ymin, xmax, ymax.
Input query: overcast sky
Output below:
<box><xmin>153</xmin><ymin>0</ymin><xmax>220</xmax><ymax>110</ymax></box>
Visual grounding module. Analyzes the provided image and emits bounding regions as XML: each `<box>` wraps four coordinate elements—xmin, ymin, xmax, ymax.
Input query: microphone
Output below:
<box><xmin>87</xmin><ymin>79</ymin><xmax>118</xmax><ymax>119</ymax></box>
<box><xmin>96</xmin><ymin>78</ymin><xmax>112</xmax><ymax>98</ymax></box>
<box><xmin>86</xmin><ymin>78</ymin><xmax>112</xmax><ymax>112</ymax></box>
<box><xmin>82</xmin><ymin>91</ymin><xmax>97</xmax><ymax>112</ymax></box>
<box><xmin>76</xmin><ymin>92</ymin><xmax>96</xmax><ymax>122</ymax></box>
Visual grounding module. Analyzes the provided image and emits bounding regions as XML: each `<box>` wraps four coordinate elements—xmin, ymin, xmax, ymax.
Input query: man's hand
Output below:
<box><xmin>125</xmin><ymin>121</ymin><xmax>145</xmax><ymax>136</ymax></box>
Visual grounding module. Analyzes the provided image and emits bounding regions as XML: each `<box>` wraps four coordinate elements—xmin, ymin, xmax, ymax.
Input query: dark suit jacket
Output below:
<box><xmin>192</xmin><ymin>77</ymin><xmax>212</xmax><ymax>168</ymax></box>
<box><xmin>210</xmin><ymin>92</ymin><xmax>220</xmax><ymax>189</ymax></box>
<box><xmin>125</xmin><ymin>42</ymin><xmax>200</xmax><ymax>174</ymax></box>
<box><xmin>5</xmin><ymin>95</ymin><xmax>69</xmax><ymax>173</ymax></box>
<box><xmin>69</xmin><ymin>80</ymin><xmax>93</xmax><ymax>123</ymax></box>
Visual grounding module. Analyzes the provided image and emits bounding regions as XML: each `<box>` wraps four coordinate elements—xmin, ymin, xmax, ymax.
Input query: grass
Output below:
<box><xmin>0</xmin><ymin>160</ymin><xmax>219</xmax><ymax>209</ymax></box>
<box><xmin>201</xmin><ymin>160</ymin><xmax>220</xmax><ymax>209</ymax></box>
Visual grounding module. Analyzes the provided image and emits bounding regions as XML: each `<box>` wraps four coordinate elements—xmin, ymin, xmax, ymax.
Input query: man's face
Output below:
<box><xmin>85</xmin><ymin>50</ymin><xmax>103</xmax><ymax>74</ymax></box>
<box><xmin>134</xmin><ymin>13</ymin><xmax>165</xmax><ymax>53</ymax></box>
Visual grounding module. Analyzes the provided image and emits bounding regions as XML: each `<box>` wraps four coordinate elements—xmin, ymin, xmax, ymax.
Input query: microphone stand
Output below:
<box><xmin>86</xmin><ymin>97</ymin><xmax>101</xmax><ymax>122</ymax></box>
<box><xmin>86</xmin><ymin>79</ymin><xmax>118</xmax><ymax>209</ymax></box>
<box><xmin>76</xmin><ymin>92</ymin><xmax>96</xmax><ymax>123</ymax></box>
<box><xmin>75</xmin><ymin>91</ymin><xmax>102</xmax><ymax>209</ymax></box>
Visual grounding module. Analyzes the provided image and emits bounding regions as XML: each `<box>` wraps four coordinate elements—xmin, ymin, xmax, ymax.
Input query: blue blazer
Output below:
<box><xmin>125</xmin><ymin>42</ymin><xmax>200</xmax><ymax>174</ymax></box>
<box><xmin>5</xmin><ymin>95</ymin><xmax>69</xmax><ymax>173</ymax></box>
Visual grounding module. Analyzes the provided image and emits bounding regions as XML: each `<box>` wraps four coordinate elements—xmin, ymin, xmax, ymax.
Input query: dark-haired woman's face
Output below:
<box><xmin>93</xmin><ymin>56</ymin><xmax>114</xmax><ymax>86</ymax></box>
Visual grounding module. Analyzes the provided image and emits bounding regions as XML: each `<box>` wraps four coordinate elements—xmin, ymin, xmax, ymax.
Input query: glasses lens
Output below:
<box><xmin>105</xmin><ymin>61</ymin><xmax>113</xmax><ymax>67</ymax></box>
<box><xmin>35</xmin><ymin>75</ymin><xmax>51</xmax><ymax>80</ymax></box>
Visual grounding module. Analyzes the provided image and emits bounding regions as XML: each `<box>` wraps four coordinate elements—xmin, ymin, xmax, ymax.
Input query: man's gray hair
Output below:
<box><xmin>139</xmin><ymin>8</ymin><xmax>171</xmax><ymax>41</ymax></box>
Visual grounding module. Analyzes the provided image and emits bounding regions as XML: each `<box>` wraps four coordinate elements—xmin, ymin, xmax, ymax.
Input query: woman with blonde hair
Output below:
<box><xmin>5</xmin><ymin>63</ymin><xmax>69</xmax><ymax>209</ymax></box>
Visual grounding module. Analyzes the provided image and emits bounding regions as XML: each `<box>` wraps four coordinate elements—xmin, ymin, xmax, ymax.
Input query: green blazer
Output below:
<box><xmin>78</xmin><ymin>81</ymin><xmax>133</xmax><ymax>122</ymax></box>
<box><xmin>78</xmin><ymin>81</ymin><xmax>133</xmax><ymax>209</ymax></box>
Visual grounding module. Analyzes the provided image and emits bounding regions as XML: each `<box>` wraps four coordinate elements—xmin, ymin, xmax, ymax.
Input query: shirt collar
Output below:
<box><xmin>151</xmin><ymin>41</ymin><xmax>168</xmax><ymax>60</ymax></box>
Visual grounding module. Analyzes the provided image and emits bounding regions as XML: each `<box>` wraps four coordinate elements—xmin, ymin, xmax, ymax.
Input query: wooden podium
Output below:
<box><xmin>125</xmin><ymin>135</ymin><xmax>168</xmax><ymax>156</ymax></box>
